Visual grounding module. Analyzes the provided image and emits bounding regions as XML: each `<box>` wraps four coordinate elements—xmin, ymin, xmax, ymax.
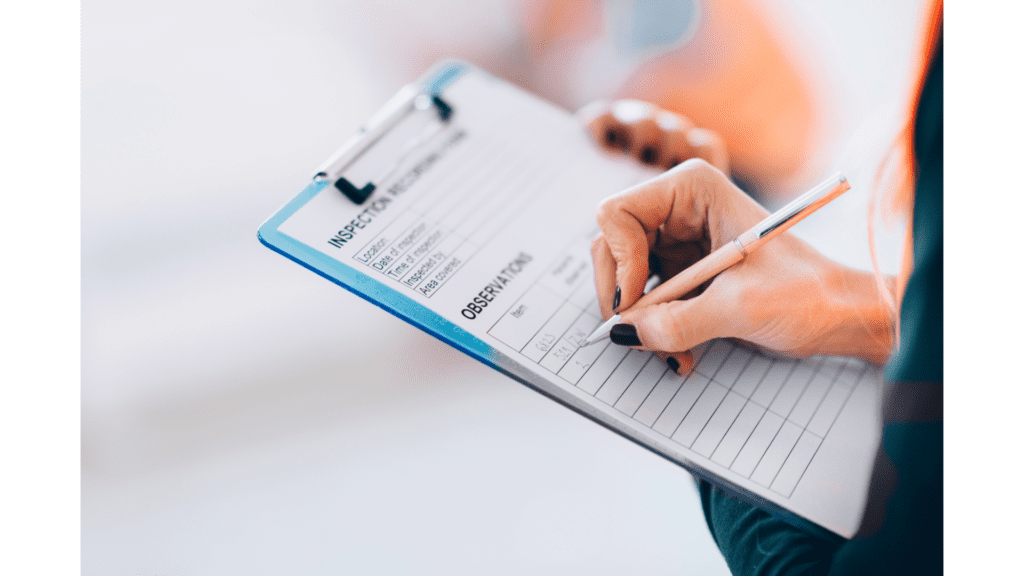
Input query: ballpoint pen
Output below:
<box><xmin>582</xmin><ymin>173</ymin><xmax>851</xmax><ymax>347</ymax></box>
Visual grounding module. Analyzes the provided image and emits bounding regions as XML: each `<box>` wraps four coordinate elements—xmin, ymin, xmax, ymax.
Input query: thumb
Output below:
<box><xmin>617</xmin><ymin>294</ymin><xmax>725</xmax><ymax>353</ymax></box>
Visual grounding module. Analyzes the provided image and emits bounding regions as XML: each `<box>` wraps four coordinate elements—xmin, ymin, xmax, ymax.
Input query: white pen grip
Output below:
<box><xmin>632</xmin><ymin>241</ymin><xmax>745</xmax><ymax>309</ymax></box>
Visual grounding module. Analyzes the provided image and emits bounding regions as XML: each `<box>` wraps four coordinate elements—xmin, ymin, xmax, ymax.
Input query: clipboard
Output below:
<box><xmin>258</xmin><ymin>60</ymin><xmax>883</xmax><ymax>542</ymax></box>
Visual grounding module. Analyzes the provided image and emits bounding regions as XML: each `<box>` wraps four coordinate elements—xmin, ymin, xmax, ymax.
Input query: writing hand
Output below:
<box><xmin>589</xmin><ymin>158</ymin><xmax>895</xmax><ymax>373</ymax></box>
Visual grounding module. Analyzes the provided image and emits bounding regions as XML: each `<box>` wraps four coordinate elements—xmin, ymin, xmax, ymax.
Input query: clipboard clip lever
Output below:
<box><xmin>317</xmin><ymin>93</ymin><xmax>455</xmax><ymax>205</ymax></box>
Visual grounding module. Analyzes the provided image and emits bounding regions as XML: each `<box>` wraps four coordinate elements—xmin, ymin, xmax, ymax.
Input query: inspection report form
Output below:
<box><xmin>260</xmin><ymin>64</ymin><xmax>883</xmax><ymax>539</ymax></box>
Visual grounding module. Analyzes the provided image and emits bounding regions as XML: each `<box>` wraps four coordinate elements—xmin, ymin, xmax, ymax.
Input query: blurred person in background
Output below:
<box><xmin>510</xmin><ymin>0</ymin><xmax>826</xmax><ymax>196</ymax></box>
<box><xmin>577</xmin><ymin>1</ymin><xmax>942</xmax><ymax>573</ymax></box>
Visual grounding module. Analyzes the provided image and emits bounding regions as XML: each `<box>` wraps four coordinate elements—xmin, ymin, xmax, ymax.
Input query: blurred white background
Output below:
<box><xmin>83</xmin><ymin>0</ymin><xmax>924</xmax><ymax>573</ymax></box>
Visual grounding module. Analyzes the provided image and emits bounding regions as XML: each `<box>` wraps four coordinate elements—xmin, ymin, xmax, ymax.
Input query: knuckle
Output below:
<box><xmin>656</xmin><ymin>109</ymin><xmax>693</xmax><ymax>134</ymax></box>
<box><xmin>687</xmin><ymin>127</ymin><xmax>716</xmax><ymax>147</ymax></box>
<box><xmin>662</xmin><ymin>314</ymin><xmax>690</xmax><ymax>351</ymax></box>
<box><xmin>681</xmin><ymin>157</ymin><xmax>731</xmax><ymax>193</ymax></box>
<box><xmin>681</xmin><ymin>157</ymin><xmax>713</xmax><ymax>175</ymax></box>
<box><xmin>595</xmin><ymin>197</ymin><xmax>619</xmax><ymax>225</ymax></box>
<box><xmin>701</xmin><ymin>128</ymin><xmax>724</xmax><ymax>146</ymax></box>
<box><xmin>576</xmin><ymin>100</ymin><xmax>612</xmax><ymax>126</ymax></box>
<box><xmin>646</xmin><ymin>304</ymin><xmax>687</xmax><ymax>351</ymax></box>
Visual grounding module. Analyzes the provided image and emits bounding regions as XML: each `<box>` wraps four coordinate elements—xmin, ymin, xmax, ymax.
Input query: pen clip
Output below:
<box><xmin>745</xmin><ymin>174</ymin><xmax>849</xmax><ymax>245</ymax></box>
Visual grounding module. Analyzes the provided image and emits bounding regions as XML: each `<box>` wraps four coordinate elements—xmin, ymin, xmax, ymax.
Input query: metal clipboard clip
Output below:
<box><xmin>312</xmin><ymin>87</ymin><xmax>455</xmax><ymax>205</ymax></box>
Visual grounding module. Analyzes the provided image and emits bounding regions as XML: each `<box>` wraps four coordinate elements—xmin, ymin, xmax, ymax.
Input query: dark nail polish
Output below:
<box><xmin>610</xmin><ymin>323</ymin><xmax>641</xmax><ymax>347</ymax></box>
<box><xmin>612</xmin><ymin>286</ymin><xmax>621</xmax><ymax>311</ymax></box>
<box><xmin>666</xmin><ymin>357</ymin><xmax>680</xmax><ymax>373</ymax></box>
<box><xmin>605</xmin><ymin>128</ymin><xmax>618</xmax><ymax>146</ymax></box>
<box><xmin>640</xmin><ymin>146</ymin><xmax>659</xmax><ymax>165</ymax></box>
<box><xmin>605</xmin><ymin>128</ymin><xmax>630</xmax><ymax>152</ymax></box>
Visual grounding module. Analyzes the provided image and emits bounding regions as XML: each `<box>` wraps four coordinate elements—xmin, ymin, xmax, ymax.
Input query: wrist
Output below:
<box><xmin>819</xmin><ymin>266</ymin><xmax>896</xmax><ymax>366</ymax></box>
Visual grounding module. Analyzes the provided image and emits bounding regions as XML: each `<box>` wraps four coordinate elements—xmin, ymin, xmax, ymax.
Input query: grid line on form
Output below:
<box><xmin>820</xmin><ymin>363</ymin><xmax>867</xmax><ymax>440</ymax></box>
<box><xmin>782</xmin><ymin>363</ymin><xmax>870</xmax><ymax>497</ymax></box>
<box><xmin>349</xmin><ymin>138</ymin><xmax>499</xmax><ymax>265</ymax></box>
<box><xmin>610</xmin><ymin>353</ymin><xmax>666</xmax><ymax>411</ymax></box>
<box><xmin>788</xmin><ymin>361</ymin><xmax>843</xmax><ymax>428</ymax></box>
<box><xmin>649</xmin><ymin>374</ymin><xmax>689</xmax><ymax>426</ymax></box>
<box><xmin>731</xmin><ymin>355</ymin><xmax>774</xmax><ymax>399</ymax></box>
<box><xmin>769</xmin><ymin>360</ymin><xmax>823</xmax><ymax>420</ymax></box>
<box><xmin>711</xmin><ymin>402</ymin><xmax>765</xmax><ymax>469</ymax></box>
<box><xmin>350</xmin><ymin>129</ymin><xmax>503</xmax><ymax>257</ymax></box>
<box><xmin>692</xmin><ymin>391</ymin><xmax>747</xmax><ymax>457</ymax></box>
<box><xmin>429</xmin><ymin>152</ymin><xmax>577</xmax><ymax>298</ymax></box>
<box><xmin>406</xmin><ymin>152</ymin><xmax>568</xmax><ymax>296</ymax></box>
<box><xmin>589</xmin><ymin>346</ymin><xmax>638</xmax><ymax>403</ymax></box>
<box><xmin>686</xmin><ymin>382</ymin><xmax>737</xmax><ymax>450</ymax></box>
<box><xmin>640</xmin><ymin>345</ymin><xmax>709</xmax><ymax>430</ymax></box>
<box><xmin>483</xmin><ymin>222</ymin><xmax>874</xmax><ymax>501</ymax></box>
<box><xmin>755</xmin><ymin>421</ymin><xmax>804</xmax><ymax>488</ymax></box>
<box><xmin>707</xmin><ymin>357</ymin><xmax>782</xmax><ymax>461</ymax></box>
<box><xmin>653</xmin><ymin>372</ymin><xmax>711</xmax><ymax>439</ymax></box>
<box><xmin>350</xmin><ymin>138</ymin><xmax>519</xmax><ymax>291</ymax></box>
<box><xmin>616</xmin><ymin>360</ymin><xmax>672</xmax><ymax>418</ymax></box>
<box><xmin>730</xmin><ymin>406</ymin><xmax>776</xmax><ymax>475</ymax></box>
<box><xmin>519</xmin><ymin>296</ymin><xmax>582</xmax><ymax>353</ymax></box>
<box><xmin>651</xmin><ymin>341</ymin><xmax>736</xmax><ymax>440</ymax></box>
<box><xmin>515</xmin><ymin>284</ymin><xmax>573</xmax><ymax>354</ymax></box>
<box><xmin>751</xmin><ymin>360</ymin><xmax>799</xmax><ymax>412</ymax></box>
<box><xmin>353</xmin><ymin>127</ymin><xmax>576</xmax><ymax>298</ymax></box>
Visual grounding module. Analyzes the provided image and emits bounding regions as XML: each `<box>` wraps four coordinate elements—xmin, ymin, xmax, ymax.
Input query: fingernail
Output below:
<box><xmin>612</xmin><ymin>286</ymin><xmax>621</xmax><ymax>311</ymax></box>
<box><xmin>610</xmin><ymin>323</ymin><xmax>641</xmax><ymax>347</ymax></box>
<box><xmin>640</xmin><ymin>146</ymin><xmax>659</xmax><ymax>165</ymax></box>
<box><xmin>605</xmin><ymin>128</ymin><xmax>630</xmax><ymax>151</ymax></box>
<box><xmin>666</xmin><ymin>357</ymin><xmax>680</xmax><ymax>373</ymax></box>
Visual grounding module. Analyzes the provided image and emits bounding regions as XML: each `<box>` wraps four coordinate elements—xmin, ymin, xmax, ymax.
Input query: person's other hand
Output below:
<box><xmin>577</xmin><ymin>99</ymin><xmax>729</xmax><ymax>175</ymax></box>
<box><xmin>589</xmin><ymin>159</ymin><xmax>895</xmax><ymax>373</ymax></box>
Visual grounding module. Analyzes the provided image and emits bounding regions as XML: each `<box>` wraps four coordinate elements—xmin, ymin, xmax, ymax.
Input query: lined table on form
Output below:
<box><xmin>488</xmin><ymin>240</ymin><xmax>877</xmax><ymax>498</ymax></box>
<box><xmin>342</xmin><ymin>134</ymin><xmax>571</xmax><ymax>298</ymax></box>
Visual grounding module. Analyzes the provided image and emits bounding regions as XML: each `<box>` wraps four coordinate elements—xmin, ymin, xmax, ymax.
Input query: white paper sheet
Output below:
<box><xmin>270</xmin><ymin>69</ymin><xmax>882</xmax><ymax>538</ymax></box>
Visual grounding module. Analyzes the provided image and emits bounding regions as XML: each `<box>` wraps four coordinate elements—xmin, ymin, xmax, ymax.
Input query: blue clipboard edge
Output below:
<box><xmin>256</xmin><ymin>60</ymin><xmax>848</xmax><ymax>545</ymax></box>
<box><xmin>257</xmin><ymin>180</ymin><xmax>498</xmax><ymax>368</ymax></box>
<box><xmin>258</xmin><ymin>59</ymin><xmax>499</xmax><ymax>367</ymax></box>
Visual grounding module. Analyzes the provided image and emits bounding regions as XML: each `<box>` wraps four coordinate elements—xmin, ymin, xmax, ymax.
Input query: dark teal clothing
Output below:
<box><xmin>699</xmin><ymin>40</ymin><xmax>943</xmax><ymax>575</ymax></box>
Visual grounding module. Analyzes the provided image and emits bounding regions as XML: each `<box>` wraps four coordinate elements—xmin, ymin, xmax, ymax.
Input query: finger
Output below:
<box><xmin>618</xmin><ymin>293</ymin><xmax>728</xmax><ymax>353</ymax></box>
<box><xmin>608</xmin><ymin>100</ymin><xmax>664</xmax><ymax>167</ymax></box>
<box><xmin>655</xmin><ymin>350</ymin><xmax>695</xmax><ymax>375</ymax></box>
<box><xmin>653</xmin><ymin>110</ymin><xmax>696</xmax><ymax>170</ymax></box>
<box><xmin>590</xmin><ymin>235</ymin><xmax>620</xmax><ymax>319</ymax></box>
<box><xmin>687</xmin><ymin>127</ymin><xmax>730</xmax><ymax>174</ymax></box>
<box><xmin>595</xmin><ymin>195</ymin><xmax>651</xmax><ymax>311</ymax></box>
<box><xmin>578</xmin><ymin>100</ymin><xmax>625</xmax><ymax>152</ymax></box>
<box><xmin>594</xmin><ymin>160</ymin><xmax>721</xmax><ymax>307</ymax></box>
<box><xmin>581</xmin><ymin>103</ymin><xmax>634</xmax><ymax>154</ymax></box>
<box><xmin>576</xmin><ymin>99</ymin><xmax>610</xmax><ymax>126</ymax></box>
